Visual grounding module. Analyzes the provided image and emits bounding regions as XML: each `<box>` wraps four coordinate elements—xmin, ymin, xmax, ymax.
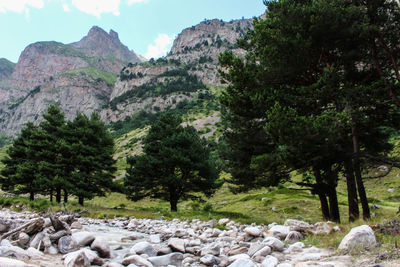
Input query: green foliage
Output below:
<box><xmin>124</xmin><ymin>113</ymin><xmax>221</xmax><ymax>211</ymax></box>
<box><xmin>109</xmin><ymin>69</ymin><xmax>206</xmax><ymax>110</ymax></box>
<box><xmin>63</xmin><ymin>67</ymin><xmax>117</xmax><ymax>86</ymax></box>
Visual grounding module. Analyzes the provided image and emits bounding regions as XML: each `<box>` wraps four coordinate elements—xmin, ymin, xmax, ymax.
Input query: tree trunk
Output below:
<box><xmin>63</xmin><ymin>189</ymin><xmax>68</xmax><ymax>203</ymax></box>
<box><xmin>170</xmin><ymin>198</ymin><xmax>178</xmax><ymax>212</ymax></box>
<box><xmin>50</xmin><ymin>190</ymin><xmax>53</xmax><ymax>202</ymax></box>
<box><xmin>352</xmin><ymin>125</ymin><xmax>371</xmax><ymax>220</ymax></box>
<box><xmin>56</xmin><ymin>187</ymin><xmax>61</xmax><ymax>203</ymax></box>
<box><xmin>344</xmin><ymin>160</ymin><xmax>359</xmax><ymax>222</ymax></box>
<box><xmin>327</xmin><ymin>187</ymin><xmax>340</xmax><ymax>223</ymax></box>
<box><xmin>29</xmin><ymin>191</ymin><xmax>34</xmax><ymax>201</ymax></box>
<box><xmin>314</xmin><ymin>169</ymin><xmax>330</xmax><ymax>221</ymax></box>
<box><xmin>78</xmin><ymin>196</ymin><xmax>84</xmax><ymax>206</ymax></box>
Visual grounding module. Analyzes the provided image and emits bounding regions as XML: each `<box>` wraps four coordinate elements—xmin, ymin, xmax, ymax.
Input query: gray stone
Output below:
<box><xmin>130</xmin><ymin>241</ymin><xmax>157</xmax><ymax>257</ymax></box>
<box><xmin>277</xmin><ymin>264</ymin><xmax>293</xmax><ymax>267</ymax></box>
<box><xmin>71</xmin><ymin>221</ymin><xmax>83</xmax><ymax>229</ymax></box>
<box><xmin>148</xmin><ymin>252</ymin><xmax>183</xmax><ymax>266</ymax></box>
<box><xmin>284</xmin><ymin>231</ymin><xmax>303</xmax><ymax>243</ymax></box>
<box><xmin>248</xmin><ymin>242</ymin><xmax>265</xmax><ymax>257</ymax></box>
<box><xmin>18</xmin><ymin>232</ymin><xmax>30</xmax><ymax>247</ymax></box>
<box><xmin>29</xmin><ymin>232</ymin><xmax>44</xmax><ymax>250</ymax></box>
<box><xmin>149</xmin><ymin>234</ymin><xmax>161</xmax><ymax>244</ymax></box>
<box><xmin>0</xmin><ymin>245</ymin><xmax>30</xmax><ymax>261</ymax></box>
<box><xmin>263</xmin><ymin>237</ymin><xmax>285</xmax><ymax>251</ymax></box>
<box><xmin>58</xmin><ymin>236</ymin><xmax>79</xmax><ymax>254</ymax></box>
<box><xmin>261</xmin><ymin>255</ymin><xmax>279</xmax><ymax>267</ymax></box>
<box><xmin>72</xmin><ymin>231</ymin><xmax>96</xmax><ymax>246</ymax></box>
<box><xmin>269</xmin><ymin>225</ymin><xmax>290</xmax><ymax>239</ymax></box>
<box><xmin>200</xmin><ymin>254</ymin><xmax>221</xmax><ymax>266</ymax></box>
<box><xmin>26</xmin><ymin>247</ymin><xmax>44</xmax><ymax>258</ymax></box>
<box><xmin>338</xmin><ymin>225</ymin><xmax>377</xmax><ymax>250</ymax></box>
<box><xmin>91</xmin><ymin>237</ymin><xmax>111</xmax><ymax>258</ymax></box>
<box><xmin>218</xmin><ymin>218</ymin><xmax>230</xmax><ymax>226</ymax></box>
<box><xmin>63</xmin><ymin>250</ymin><xmax>90</xmax><ymax>267</ymax></box>
<box><xmin>106</xmin><ymin>263</ymin><xmax>124</xmax><ymax>267</ymax></box>
<box><xmin>252</xmin><ymin>246</ymin><xmax>272</xmax><ymax>258</ymax></box>
<box><xmin>200</xmin><ymin>243</ymin><xmax>220</xmax><ymax>256</ymax></box>
<box><xmin>122</xmin><ymin>255</ymin><xmax>153</xmax><ymax>267</ymax></box>
<box><xmin>168</xmin><ymin>238</ymin><xmax>186</xmax><ymax>253</ymax></box>
<box><xmin>44</xmin><ymin>245</ymin><xmax>58</xmax><ymax>255</ymax></box>
<box><xmin>244</xmin><ymin>227</ymin><xmax>262</xmax><ymax>237</ymax></box>
<box><xmin>228</xmin><ymin>258</ymin><xmax>255</xmax><ymax>267</ymax></box>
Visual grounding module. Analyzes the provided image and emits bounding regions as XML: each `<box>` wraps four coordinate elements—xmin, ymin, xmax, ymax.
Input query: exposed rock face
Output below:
<box><xmin>71</xmin><ymin>26</ymin><xmax>141</xmax><ymax>64</ymax></box>
<box><xmin>0</xmin><ymin>26</ymin><xmax>142</xmax><ymax>136</ymax></box>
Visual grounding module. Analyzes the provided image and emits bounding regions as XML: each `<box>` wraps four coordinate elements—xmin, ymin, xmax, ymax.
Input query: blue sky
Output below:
<box><xmin>0</xmin><ymin>0</ymin><xmax>266</xmax><ymax>63</ymax></box>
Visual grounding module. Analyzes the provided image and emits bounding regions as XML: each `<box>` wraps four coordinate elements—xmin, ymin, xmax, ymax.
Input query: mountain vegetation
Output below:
<box><xmin>219</xmin><ymin>0</ymin><xmax>400</xmax><ymax>223</ymax></box>
<box><xmin>0</xmin><ymin>105</ymin><xmax>116</xmax><ymax>205</ymax></box>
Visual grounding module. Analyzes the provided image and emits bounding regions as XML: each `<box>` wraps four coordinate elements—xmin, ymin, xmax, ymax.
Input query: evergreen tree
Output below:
<box><xmin>124</xmin><ymin>113</ymin><xmax>220</xmax><ymax>211</ymax></box>
<box><xmin>66</xmin><ymin>112</ymin><xmax>116</xmax><ymax>205</ymax></box>
<box><xmin>0</xmin><ymin>123</ymin><xmax>49</xmax><ymax>200</ymax></box>
<box><xmin>219</xmin><ymin>0</ymin><xmax>400</xmax><ymax>222</ymax></box>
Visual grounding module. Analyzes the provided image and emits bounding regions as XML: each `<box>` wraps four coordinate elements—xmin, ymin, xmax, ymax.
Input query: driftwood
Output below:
<box><xmin>50</xmin><ymin>215</ymin><xmax>66</xmax><ymax>232</ymax></box>
<box><xmin>1</xmin><ymin>218</ymin><xmax>44</xmax><ymax>240</ymax></box>
<box><xmin>49</xmin><ymin>230</ymin><xmax>70</xmax><ymax>243</ymax></box>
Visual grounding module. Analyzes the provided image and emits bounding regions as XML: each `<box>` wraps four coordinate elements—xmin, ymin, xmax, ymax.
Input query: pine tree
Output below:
<box><xmin>124</xmin><ymin>113</ymin><xmax>220</xmax><ymax>211</ymax></box>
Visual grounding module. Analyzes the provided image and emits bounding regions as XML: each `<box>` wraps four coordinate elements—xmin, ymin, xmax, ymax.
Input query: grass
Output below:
<box><xmin>62</xmin><ymin>67</ymin><xmax>117</xmax><ymax>87</ymax></box>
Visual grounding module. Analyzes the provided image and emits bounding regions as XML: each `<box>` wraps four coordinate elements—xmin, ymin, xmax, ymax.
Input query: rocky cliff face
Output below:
<box><xmin>0</xmin><ymin>26</ymin><xmax>142</xmax><ymax>136</ymax></box>
<box><xmin>101</xmin><ymin>18</ymin><xmax>252</xmax><ymax>123</ymax></box>
<box><xmin>71</xmin><ymin>26</ymin><xmax>141</xmax><ymax>64</ymax></box>
<box><xmin>0</xmin><ymin>18</ymin><xmax>253</xmax><ymax>136</ymax></box>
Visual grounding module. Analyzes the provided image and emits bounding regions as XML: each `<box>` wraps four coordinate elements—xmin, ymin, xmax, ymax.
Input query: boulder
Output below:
<box><xmin>168</xmin><ymin>238</ymin><xmax>186</xmax><ymax>253</ymax></box>
<box><xmin>71</xmin><ymin>221</ymin><xmax>83</xmax><ymax>229</ymax></box>
<box><xmin>130</xmin><ymin>241</ymin><xmax>157</xmax><ymax>257</ymax></box>
<box><xmin>200</xmin><ymin>254</ymin><xmax>221</xmax><ymax>266</ymax></box>
<box><xmin>148</xmin><ymin>252</ymin><xmax>183</xmax><ymax>266</ymax></box>
<box><xmin>261</xmin><ymin>255</ymin><xmax>279</xmax><ymax>267</ymax></box>
<box><xmin>0</xmin><ymin>245</ymin><xmax>30</xmax><ymax>260</ymax></box>
<box><xmin>338</xmin><ymin>225</ymin><xmax>377</xmax><ymax>250</ymax></box>
<box><xmin>106</xmin><ymin>262</ymin><xmax>124</xmax><ymax>267</ymax></box>
<box><xmin>58</xmin><ymin>236</ymin><xmax>79</xmax><ymax>254</ymax></box>
<box><xmin>218</xmin><ymin>218</ymin><xmax>230</xmax><ymax>226</ymax></box>
<box><xmin>18</xmin><ymin>232</ymin><xmax>30</xmax><ymax>247</ymax></box>
<box><xmin>72</xmin><ymin>231</ymin><xmax>96</xmax><ymax>246</ymax></box>
<box><xmin>244</xmin><ymin>227</ymin><xmax>262</xmax><ymax>237</ymax></box>
<box><xmin>284</xmin><ymin>231</ymin><xmax>303</xmax><ymax>243</ymax></box>
<box><xmin>252</xmin><ymin>246</ymin><xmax>272</xmax><ymax>258</ymax></box>
<box><xmin>91</xmin><ymin>237</ymin><xmax>111</xmax><ymax>258</ymax></box>
<box><xmin>63</xmin><ymin>250</ymin><xmax>90</xmax><ymax>267</ymax></box>
<box><xmin>308</xmin><ymin>222</ymin><xmax>334</xmax><ymax>235</ymax></box>
<box><xmin>248</xmin><ymin>242</ymin><xmax>266</xmax><ymax>257</ymax></box>
<box><xmin>269</xmin><ymin>225</ymin><xmax>290</xmax><ymax>239</ymax></box>
<box><xmin>200</xmin><ymin>243</ymin><xmax>220</xmax><ymax>256</ymax></box>
<box><xmin>228</xmin><ymin>258</ymin><xmax>255</xmax><ymax>267</ymax></box>
<box><xmin>26</xmin><ymin>247</ymin><xmax>44</xmax><ymax>258</ymax></box>
<box><xmin>284</xmin><ymin>219</ymin><xmax>312</xmax><ymax>230</ymax></box>
<box><xmin>122</xmin><ymin>255</ymin><xmax>153</xmax><ymax>267</ymax></box>
<box><xmin>263</xmin><ymin>237</ymin><xmax>285</xmax><ymax>251</ymax></box>
<box><xmin>44</xmin><ymin>245</ymin><xmax>58</xmax><ymax>255</ymax></box>
<box><xmin>149</xmin><ymin>234</ymin><xmax>161</xmax><ymax>244</ymax></box>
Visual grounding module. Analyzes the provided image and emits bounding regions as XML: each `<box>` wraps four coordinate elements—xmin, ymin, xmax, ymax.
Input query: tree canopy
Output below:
<box><xmin>219</xmin><ymin>0</ymin><xmax>400</xmax><ymax>222</ymax></box>
<box><xmin>124</xmin><ymin>113</ymin><xmax>220</xmax><ymax>211</ymax></box>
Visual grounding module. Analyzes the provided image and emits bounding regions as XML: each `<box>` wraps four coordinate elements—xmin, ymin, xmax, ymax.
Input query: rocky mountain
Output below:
<box><xmin>101</xmin><ymin>18</ymin><xmax>253</xmax><ymax>124</ymax></box>
<box><xmin>0</xmin><ymin>18</ymin><xmax>253</xmax><ymax>137</ymax></box>
<box><xmin>0</xmin><ymin>58</ymin><xmax>15</xmax><ymax>81</ymax></box>
<box><xmin>0</xmin><ymin>26</ymin><xmax>142</xmax><ymax>136</ymax></box>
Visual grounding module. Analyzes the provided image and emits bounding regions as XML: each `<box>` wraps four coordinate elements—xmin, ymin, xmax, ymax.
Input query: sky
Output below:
<box><xmin>0</xmin><ymin>0</ymin><xmax>266</xmax><ymax>63</ymax></box>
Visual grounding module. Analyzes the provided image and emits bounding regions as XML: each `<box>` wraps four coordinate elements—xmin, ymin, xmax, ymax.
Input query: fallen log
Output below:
<box><xmin>0</xmin><ymin>218</ymin><xmax>44</xmax><ymax>240</ymax></box>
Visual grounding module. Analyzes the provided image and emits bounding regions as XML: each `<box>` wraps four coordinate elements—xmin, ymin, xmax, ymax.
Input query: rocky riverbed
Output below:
<box><xmin>0</xmin><ymin>209</ymin><xmax>392</xmax><ymax>267</ymax></box>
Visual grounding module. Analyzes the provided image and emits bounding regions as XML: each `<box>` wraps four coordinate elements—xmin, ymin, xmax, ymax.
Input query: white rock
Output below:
<box><xmin>229</xmin><ymin>253</ymin><xmax>250</xmax><ymax>263</ymax></box>
<box><xmin>261</xmin><ymin>255</ymin><xmax>279</xmax><ymax>267</ymax></box>
<box><xmin>284</xmin><ymin>219</ymin><xmax>312</xmax><ymax>229</ymax></box>
<box><xmin>149</xmin><ymin>234</ymin><xmax>161</xmax><ymax>244</ymax></box>
<box><xmin>0</xmin><ymin>257</ymin><xmax>39</xmax><ymax>267</ymax></box>
<box><xmin>122</xmin><ymin>255</ymin><xmax>153</xmax><ymax>267</ymax></box>
<box><xmin>72</xmin><ymin>231</ymin><xmax>96</xmax><ymax>246</ymax></box>
<box><xmin>269</xmin><ymin>225</ymin><xmax>290</xmax><ymax>239</ymax></box>
<box><xmin>277</xmin><ymin>263</ymin><xmax>293</xmax><ymax>267</ymax></box>
<box><xmin>338</xmin><ymin>225</ymin><xmax>377</xmax><ymax>250</ymax></box>
<box><xmin>71</xmin><ymin>221</ymin><xmax>83</xmax><ymax>229</ymax></box>
<box><xmin>91</xmin><ymin>237</ymin><xmax>111</xmax><ymax>258</ymax></box>
<box><xmin>44</xmin><ymin>245</ymin><xmax>58</xmax><ymax>255</ymax></box>
<box><xmin>26</xmin><ymin>247</ymin><xmax>44</xmax><ymax>258</ymax></box>
<box><xmin>228</xmin><ymin>258</ymin><xmax>255</xmax><ymax>267</ymax></box>
<box><xmin>218</xmin><ymin>218</ymin><xmax>230</xmax><ymax>226</ymax></box>
<box><xmin>148</xmin><ymin>252</ymin><xmax>183</xmax><ymax>266</ymax></box>
<box><xmin>200</xmin><ymin>243</ymin><xmax>220</xmax><ymax>256</ymax></box>
<box><xmin>263</xmin><ymin>237</ymin><xmax>285</xmax><ymax>251</ymax></box>
<box><xmin>106</xmin><ymin>263</ymin><xmax>124</xmax><ymax>267</ymax></box>
<box><xmin>18</xmin><ymin>232</ymin><xmax>30</xmax><ymax>246</ymax></box>
<box><xmin>200</xmin><ymin>254</ymin><xmax>221</xmax><ymax>266</ymax></box>
<box><xmin>63</xmin><ymin>250</ymin><xmax>90</xmax><ymax>267</ymax></box>
<box><xmin>244</xmin><ymin>227</ymin><xmax>262</xmax><ymax>237</ymax></box>
<box><xmin>388</xmin><ymin>188</ymin><xmax>395</xmax><ymax>193</ymax></box>
<box><xmin>248</xmin><ymin>242</ymin><xmax>266</xmax><ymax>257</ymax></box>
<box><xmin>168</xmin><ymin>238</ymin><xmax>186</xmax><ymax>253</ymax></box>
<box><xmin>130</xmin><ymin>241</ymin><xmax>157</xmax><ymax>257</ymax></box>
<box><xmin>284</xmin><ymin>231</ymin><xmax>303</xmax><ymax>243</ymax></box>
<box><xmin>252</xmin><ymin>246</ymin><xmax>272</xmax><ymax>258</ymax></box>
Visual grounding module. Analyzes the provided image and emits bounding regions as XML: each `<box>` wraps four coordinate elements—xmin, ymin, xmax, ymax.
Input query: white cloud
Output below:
<box><xmin>145</xmin><ymin>34</ymin><xmax>174</xmax><ymax>59</ymax></box>
<box><xmin>127</xmin><ymin>0</ymin><xmax>147</xmax><ymax>5</ymax></box>
<box><xmin>62</xmin><ymin>3</ymin><xmax>70</xmax><ymax>12</ymax></box>
<box><xmin>70</xmin><ymin>0</ymin><xmax>120</xmax><ymax>17</ymax></box>
<box><xmin>0</xmin><ymin>0</ymin><xmax>44</xmax><ymax>13</ymax></box>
